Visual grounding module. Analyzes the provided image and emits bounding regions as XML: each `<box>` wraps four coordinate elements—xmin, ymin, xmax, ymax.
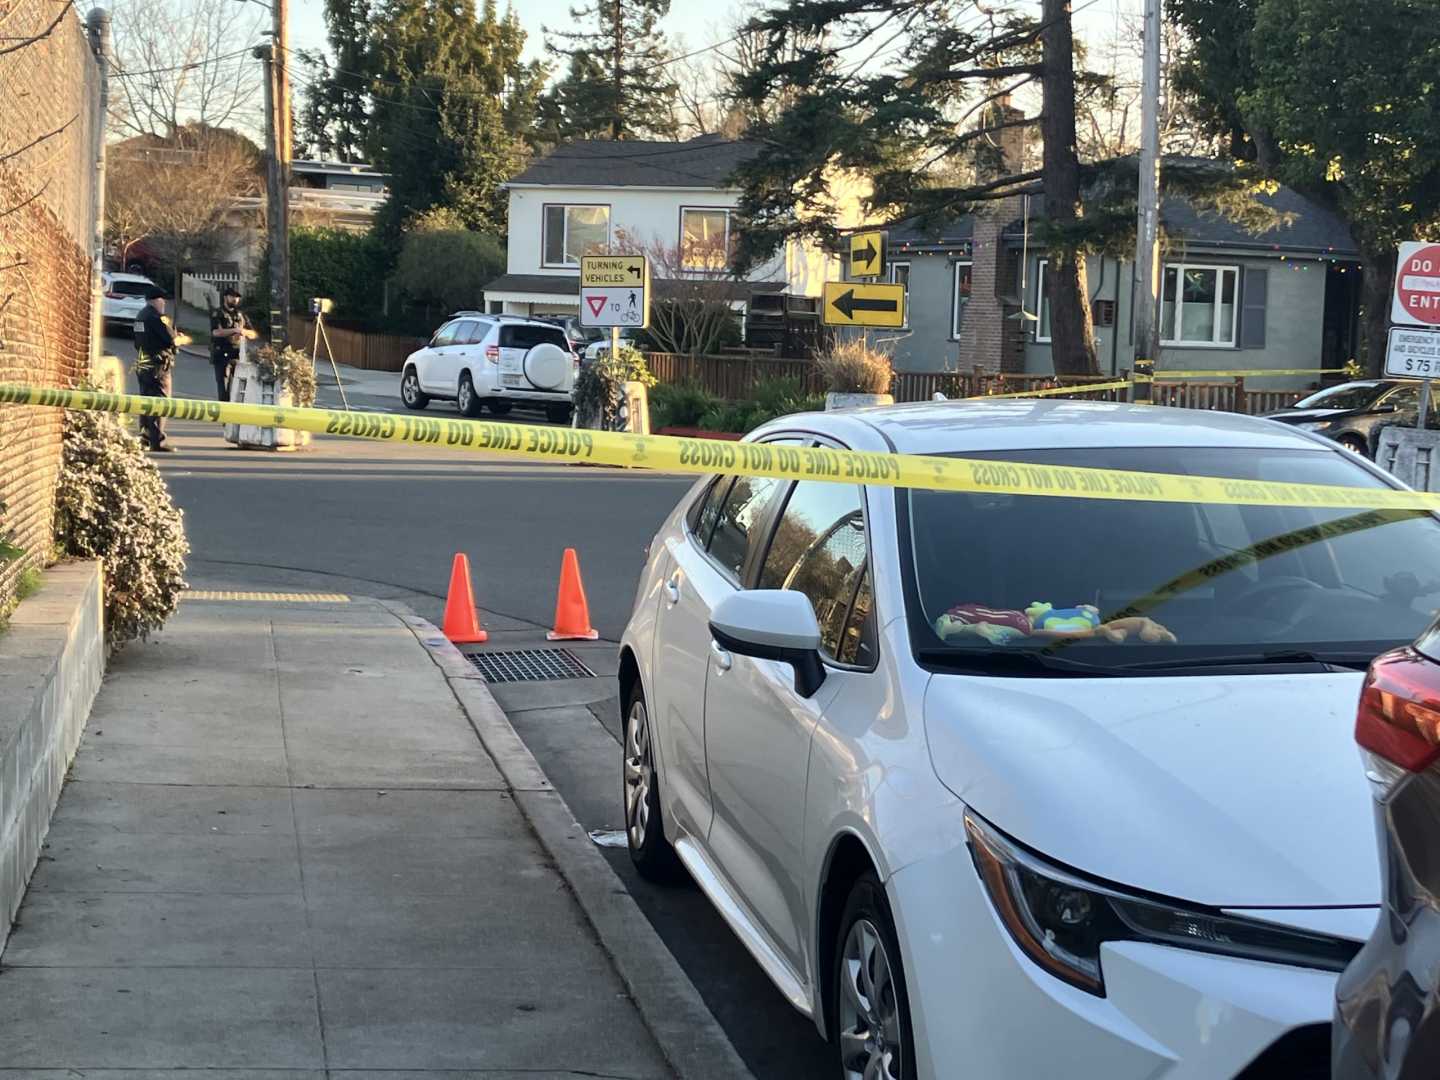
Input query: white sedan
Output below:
<box><xmin>618</xmin><ymin>400</ymin><xmax>1440</xmax><ymax>1079</ymax></box>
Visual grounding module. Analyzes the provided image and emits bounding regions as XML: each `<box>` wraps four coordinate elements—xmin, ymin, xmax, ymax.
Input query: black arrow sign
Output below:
<box><xmin>629</xmin><ymin>264</ymin><xmax>643</xmax><ymax>279</ymax></box>
<box><xmin>833</xmin><ymin>289</ymin><xmax>898</xmax><ymax>319</ymax></box>
<box><xmin>852</xmin><ymin>238</ymin><xmax>878</xmax><ymax>269</ymax></box>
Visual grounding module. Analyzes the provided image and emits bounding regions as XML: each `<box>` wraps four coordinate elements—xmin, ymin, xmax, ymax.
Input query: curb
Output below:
<box><xmin>380</xmin><ymin>600</ymin><xmax>755</xmax><ymax>1080</ymax></box>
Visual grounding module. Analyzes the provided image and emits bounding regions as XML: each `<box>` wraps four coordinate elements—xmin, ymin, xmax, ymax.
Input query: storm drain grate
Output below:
<box><xmin>467</xmin><ymin>648</ymin><xmax>597</xmax><ymax>683</ymax></box>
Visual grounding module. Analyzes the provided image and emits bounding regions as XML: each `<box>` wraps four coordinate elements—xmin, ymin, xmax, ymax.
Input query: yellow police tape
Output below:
<box><xmin>3</xmin><ymin>381</ymin><xmax>1436</xmax><ymax>513</ymax></box>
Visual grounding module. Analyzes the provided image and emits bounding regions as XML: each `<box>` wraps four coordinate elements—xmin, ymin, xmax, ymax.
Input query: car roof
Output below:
<box><xmin>104</xmin><ymin>272</ymin><xmax>154</xmax><ymax>284</ymax></box>
<box><xmin>764</xmin><ymin>398</ymin><xmax>1336</xmax><ymax>454</ymax></box>
<box><xmin>442</xmin><ymin>313</ymin><xmax>559</xmax><ymax>329</ymax></box>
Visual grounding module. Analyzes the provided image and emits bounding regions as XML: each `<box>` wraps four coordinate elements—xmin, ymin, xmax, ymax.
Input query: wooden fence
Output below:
<box><xmin>288</xmin><ymin>315</ymin><xmax>425</xmax><ymax>372</ymax></box>
<box><xmin>280</xmin><ymin>324</ymin><xmax>1311</xmax><ymax>415</ymax></box>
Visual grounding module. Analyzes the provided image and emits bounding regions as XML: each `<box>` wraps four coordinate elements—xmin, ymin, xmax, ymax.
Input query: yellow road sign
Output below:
<box><xmin>848</xmin><ymin>230</ymin><xmax>887</xmax><ymax>277</ymax></box>
<box><xmin>823</xmin><ymin>281</ymin><xmax>906</xmax><ymax>328</ymax></box>
<box><xmin>580</xmin><ymin>254</ymin><xmax>647</xmax><ymax>287</ymax></box>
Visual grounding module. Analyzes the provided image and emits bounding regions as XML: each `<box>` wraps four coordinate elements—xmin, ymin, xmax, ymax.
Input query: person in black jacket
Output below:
<box><xmin>134</xmin><ymin>287</ymin><xmax>190</xmax><ymax>452</ymax></box>
<box><xmin>209</xmin><ymin>286</ymin><xmax>253</xmax><ymax>401</ymax></box>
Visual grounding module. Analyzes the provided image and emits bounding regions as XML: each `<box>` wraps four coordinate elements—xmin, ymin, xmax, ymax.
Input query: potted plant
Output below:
<box><xmin>572</xmin><ymin>345</ymin><xmax>656</xmax><ymax>432</ymax></box>
<box><xmin>225</xmin><ymin>343</ymin><xmax>317</xmax><ymax>450</ymax></box>
<box><xmin>816</xmin><ymin>337</ymin><xmax>895</xmax><ymax>410</ymax></box>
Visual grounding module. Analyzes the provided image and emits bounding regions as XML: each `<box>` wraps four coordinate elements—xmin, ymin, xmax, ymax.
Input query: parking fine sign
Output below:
<box><xmin>1393</xmin><ymin>242</ymin><xmax>1440</xmax><ymax>326</ymax></box>
<box><xmin>579</xmin><ymin>255</ymin><xmax>649</xmax><ymax>328</ymax></box>
<box><xmin>1386</xmin><ymin>326</ymin><xmax>1440</xmax><ymax>379</ymax></box>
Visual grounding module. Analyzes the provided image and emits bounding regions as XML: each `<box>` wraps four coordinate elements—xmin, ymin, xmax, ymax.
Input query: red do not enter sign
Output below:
<box><xmin>1396</xmin><ymin>242</ymin><xmax>1440</xmax><ymax>326</ymax></box>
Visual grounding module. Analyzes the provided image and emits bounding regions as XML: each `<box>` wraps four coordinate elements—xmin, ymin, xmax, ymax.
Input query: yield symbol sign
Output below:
<box><xmin>585</xmin><ymin>294</ymin><xmax>607</xmax><ymax>317</ymax></box>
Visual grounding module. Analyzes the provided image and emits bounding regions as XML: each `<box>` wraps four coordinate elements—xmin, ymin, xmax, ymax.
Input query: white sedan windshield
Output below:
<box><xmin>904</xmin><ymin>446</ymin><xmax>1440</xmax><ymax>669</ymax></box>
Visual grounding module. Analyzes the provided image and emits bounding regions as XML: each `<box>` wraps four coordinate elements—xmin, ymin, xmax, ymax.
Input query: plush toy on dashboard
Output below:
<box><xmin>935</xmin><ymin>601</ymin><xmax>1179</xmax><ymax>645</ymax></box>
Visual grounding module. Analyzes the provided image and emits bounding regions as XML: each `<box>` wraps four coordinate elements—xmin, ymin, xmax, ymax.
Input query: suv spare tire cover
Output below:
<box><xmin>523</xmin><ymin>342</ymin><xmax>571</xmax><ymax>390</ymax></box>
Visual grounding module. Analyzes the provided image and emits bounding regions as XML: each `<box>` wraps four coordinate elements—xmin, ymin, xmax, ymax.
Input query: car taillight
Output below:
<box><xmin>1357</xmin><ymin>649</ymin><xmax>1440</xmax><ymax>783</ymax></box>
<box><xmin>485</xmin><ymin>345</ymin><xmax>499</xmax><ymax>363</ymax></box>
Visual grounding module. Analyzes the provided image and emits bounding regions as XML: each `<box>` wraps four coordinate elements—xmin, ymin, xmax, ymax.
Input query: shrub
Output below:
<box><xmin>649</xmin><ymin>380</ymin><xmax>721</xmax><ymax>429</ymax></box>
<box><xmin>393</xmin><ymin>226</ymin><xmax>505</xmax><ymax>314</ymax></box>
<box><xmin>55</xmin><ymin>406</ymin><xmax>189</xmax><ymax>651</ymax></box>
<box><xmin>574</xmin><ymin>346</ymin><xmax>656</xmax><ymax>431</ymax></box>
<box><xmin>255</xmin><ymin>344</ymin><xmax>317</xmax><ymax>407</ymax></box>
<box><xmin>816</xmin><ymin>337</ymin><xmax>894</xmax><ymax>394</ymax></box>
<box><xmin>289</xmin><ymin>227</ymin><xmax>389</xmax><ymax>321</ymax></box>
<box><xmin>692</xmin><ymin>377</ymin><xmax>825</xmax><ymax>433</ymax></box>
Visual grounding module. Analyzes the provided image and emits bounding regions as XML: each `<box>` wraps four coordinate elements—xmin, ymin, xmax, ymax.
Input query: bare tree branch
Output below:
<box><xmin>0</xmin><ymin>115</ymin><xmax>76</xmax><ymax>165</ymax></box>
<box><xmin>0</xmin><ymin>2</ymin><xmax>69</xmax><ymax>57</ymax></box>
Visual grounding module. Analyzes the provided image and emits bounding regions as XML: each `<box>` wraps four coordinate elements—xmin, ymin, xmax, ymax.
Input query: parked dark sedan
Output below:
<box><xmin>1334</xmin><ymin>629</ymin><xmax>1440</xmax><ymax>1079</ymax></box>
<box><xmin>1266</xmin><ymin>381</ymin><xmax>1430</xmax><ymax>457</ymax></box>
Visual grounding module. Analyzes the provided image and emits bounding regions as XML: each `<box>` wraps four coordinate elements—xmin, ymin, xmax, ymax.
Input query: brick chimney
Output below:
<box><xmin>955</xmin><ymin>95</ymin><xmax>1029</xmax><ymax>374</ymax></box>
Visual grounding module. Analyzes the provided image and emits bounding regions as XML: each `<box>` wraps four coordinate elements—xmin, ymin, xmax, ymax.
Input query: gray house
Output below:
<box><xmin>857</xmin><ymin>186</ymin><xmax>1362</xmax><ymax>388</ymax></box>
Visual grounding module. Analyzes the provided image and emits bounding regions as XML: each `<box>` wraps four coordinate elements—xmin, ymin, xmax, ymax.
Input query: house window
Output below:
<box><xmin>890</xmin><ymin>262</ymin><xmax>910</xmax><ymax>328</ymax></box>
<box><xmin>952</xmin><ymin>262</ymin><xmax>972</xmax><ymax>338</ymax></box>
<box><xmin>1035</xmin><ymin>259</ymin><xmax>1051</xmax><ymax>342</ymax></box>
<box><xmin>543</xmin><ymin>204</ymin><xmax>610</xmax><ymax>267</ymax></box>
<box><xmin>680</xmin><ymin>208</ymin><xmax>732</xmax><ymax>270</ymax></box>
<box><xmin>1161</xmin><ymin>264</ymin><xmax>1239</xmax><ymax>346</ymax></box>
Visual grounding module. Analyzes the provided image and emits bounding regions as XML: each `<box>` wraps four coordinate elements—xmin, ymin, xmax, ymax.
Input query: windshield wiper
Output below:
<box><xmin>1114</xmin><ymin>650</ymin><xmax>1373</xmax><ymax>672</ymax></box>
<box><xmin>916</xmin><ymin>647</ymin><xmax>1118</xmax><ymax>677</ymax></box>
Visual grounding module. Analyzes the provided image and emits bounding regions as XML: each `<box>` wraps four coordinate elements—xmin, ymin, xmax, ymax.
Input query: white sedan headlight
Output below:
<box><xmin>964</xmin><ymin>811</ymin><xmax>1357</xmax><ymax>996</ymax></box>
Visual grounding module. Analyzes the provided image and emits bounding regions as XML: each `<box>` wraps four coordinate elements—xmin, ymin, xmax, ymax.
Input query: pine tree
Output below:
<box><xmin>543</xmin><ymin>0</ymin><xmax>679</xmax><ymax>140</ymax></box>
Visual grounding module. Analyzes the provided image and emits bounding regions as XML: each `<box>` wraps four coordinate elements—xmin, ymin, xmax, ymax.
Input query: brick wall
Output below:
<box><xmin>0</xmin><ymin>3</ymin><xmax>100</xmax><ymax>610</ymax></box>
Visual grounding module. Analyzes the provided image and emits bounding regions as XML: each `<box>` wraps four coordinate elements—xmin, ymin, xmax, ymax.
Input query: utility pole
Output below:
<box><xmin>255</xmin><ymin>43</ymin><xmax>289</xmax><ymax>346</ymax></box>
<box><xmin>86</xmin><ymin>8</ymin><xmax>111</xmax><ymax>374</ymax></box>
<box><xmin>273</xmin><ymin>0</ymin><xmax>291</xmax><ymax>165</ymax></box>
<box><xmin>1132</xmin><ymin>0</ymin><xmax>1163</xmax><ymax>400</ymax></box>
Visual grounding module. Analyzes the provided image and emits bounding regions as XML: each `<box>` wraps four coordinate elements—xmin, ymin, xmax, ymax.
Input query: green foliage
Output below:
<box><xmin>574</xmin><ymin>346</ymin><xmax>656</xmax><ymax>430</ymax></box>
<box><xmin>541</xmin><ymin>0</ymin><xmax>679</xmax><ymax>141</ymax></box>
<box><xmin>55</xmin><ymin>406</ymin><xmax>189</xmax><ymax>651</ymax></box>
<box><xmin>648</xmin><ymin>380</ymin><xmax>721</xmax><ymax>428</ymax></box>
<box><xmin>304</xmin><ymin>0</ymin><xmax>546</xmax><ymax>238</ymax></box>
<box><xmin>697</xmin><ymin>377</ymin><xmax>824</xmax><ymax>433</ymax></box>
<box><xmin>289</xmin><ymin>227</ymin><xmax>389</xmax><ymax>320</ymax></box>
<box><xmin>15</xmin><ymin>567</ymin><xmax>42</xmax><ymax>602</ymax></box>
<box><xmin>393</xmin><ymin>228</ymin><xmax>505</xmax><ymax>314</ymax></box>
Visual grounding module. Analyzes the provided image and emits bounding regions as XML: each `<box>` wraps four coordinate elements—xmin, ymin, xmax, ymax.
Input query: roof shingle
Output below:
<box><xmin>507</xmin><ymin>134</ymin><xmax>761</xmax><ymax>189</ymax></box>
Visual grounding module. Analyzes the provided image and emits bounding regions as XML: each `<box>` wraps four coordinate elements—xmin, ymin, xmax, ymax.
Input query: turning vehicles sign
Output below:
<box><xmin>579</xmin><ymin>255</ymin><xmax>650</xmax><ymax>328</ymax></box>
<box><xmin>1394</xmin><ymin>242</ymin><xmax>1440</xmax><ymax>327</ymax></box>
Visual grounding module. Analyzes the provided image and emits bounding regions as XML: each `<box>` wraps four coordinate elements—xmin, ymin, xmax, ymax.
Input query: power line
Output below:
<box><xmin>109</xmin><ymin>45</ymin><xmax>258</xmax><ymax>78</ymax></box>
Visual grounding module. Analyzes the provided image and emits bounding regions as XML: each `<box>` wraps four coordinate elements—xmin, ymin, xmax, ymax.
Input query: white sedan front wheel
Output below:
<box><xmin>834</xmin><ymin>873</ymin><xmax>916</xmax><ymax>1080</ymax></box>
<box><xmin>623</xmin><ymin>686</ymin><xmax>679</xmax><ymax>881</ymax></box>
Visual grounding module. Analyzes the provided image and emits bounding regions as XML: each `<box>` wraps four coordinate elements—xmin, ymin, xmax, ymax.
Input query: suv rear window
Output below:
<box><xmin>108</xmin><ymin>280</ymin><xmax>151</xmax><ymax>297</ymax></box>
<box><xmin>500</xmin><ymin>325</ymin><xmax>568</xmax><ymax>350</ymax></box>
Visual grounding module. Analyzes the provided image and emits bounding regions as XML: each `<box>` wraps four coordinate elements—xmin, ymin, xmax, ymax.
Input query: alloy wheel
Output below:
<box><xmin>402</xmin><ymin>372</ymin><xmax>419</xmax><ymax>405</ymax></box>
<box><xmin>457</xmin><ymin>379</ymin><xmax>473</xmax><ymax>413</ymax></box>
<box><xmin>624</xmin><ymin>699</ymin><xmax>653</xmax><ymax>849</ymax></box>
<box><xmin>838</xmin><ymin>919</ymin><xmax>904</xmax><ymax>1080</ymax></box>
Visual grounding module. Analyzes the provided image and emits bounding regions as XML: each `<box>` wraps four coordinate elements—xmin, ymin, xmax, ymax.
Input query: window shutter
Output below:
<box><xmin>1240</xmin><ymin>267</ymin><xmax>1267</xmax><ymax>349</ymax></box>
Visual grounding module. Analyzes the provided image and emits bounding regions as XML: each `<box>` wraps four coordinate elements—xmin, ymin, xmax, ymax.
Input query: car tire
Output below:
<box><xmin>1338</xmin><ymin>433</ymin><xmax>1369</xmax><ymax>458</ymax></box>
<box><xmin>486</xmin><ymin>399</ymin><xmax>513</xmax><ymax>416</ymax></box>
<box><xmin>457</xmin><ymin>371</ymin><xmax>482</xmax><ymax>418</ymax></box>
<box><xmin>623</xmin><ymin>683</ymin><xmax>680</xmax><ymax>882</ymax></box>
<box><xmin>401</xmin><ymin>367</ymin><xmax>430</xmax><ymax>410</ymax></box>
<box><xmin>832</xmin><ymin>873</ymin><xmax>917</xmax><ymax>1080</ymax></box>
<box><xmin>546</xmin><ymin>403</ymin><xmax>573</xmax><ymax>424</ymax></box>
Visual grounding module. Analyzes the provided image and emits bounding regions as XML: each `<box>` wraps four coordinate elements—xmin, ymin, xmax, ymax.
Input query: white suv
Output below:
<box><xmin>101</xmin><ymin>271</ymin><xmax>156</xmax><ymax>332</ymax></box>
<box><xmin>400</xmin><ymin>314</ymin><xmax>577</xmax><ymax>422</ymax></box>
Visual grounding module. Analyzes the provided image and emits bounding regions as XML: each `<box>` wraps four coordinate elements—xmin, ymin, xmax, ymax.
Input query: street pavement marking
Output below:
<box><xmin>183</xmin><ymin>590</ymin><xmax>350</xmax><ymax>602</ymax></box>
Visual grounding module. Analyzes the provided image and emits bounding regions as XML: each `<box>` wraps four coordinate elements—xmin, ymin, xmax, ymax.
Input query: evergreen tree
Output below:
<box><xmin>543</xmin><ymin>0</ymin><xmax>679</xmax><ymax>140</ymax></box>
<box><xmin>301</xmin><ymin>0</ymin><xmax>546</xmax><ymax>236</ymax></box>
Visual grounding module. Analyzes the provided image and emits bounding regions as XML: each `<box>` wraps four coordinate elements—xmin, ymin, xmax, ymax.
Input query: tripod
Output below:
<box><xmin>310</xmin><ymin>310</ymin><xmax>351</xmax><ymax>411</ymax></box>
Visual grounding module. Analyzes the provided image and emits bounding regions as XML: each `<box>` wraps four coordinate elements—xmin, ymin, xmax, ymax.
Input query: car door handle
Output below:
<box><xmin>664</xmin><ymin>572</ymin><xmax>681</xmax><ymax>605</ymax></box>
<box><xmin>710</xmin><ymin>640</ymin><xmax>732</xmax><ymax>671</ymax></box>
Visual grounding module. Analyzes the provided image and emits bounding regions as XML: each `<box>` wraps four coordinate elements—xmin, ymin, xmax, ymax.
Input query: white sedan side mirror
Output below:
<box><xmin>709</xmin><ymin>590</ymin><xmax>827</xmax><ymax>698</ymax></box>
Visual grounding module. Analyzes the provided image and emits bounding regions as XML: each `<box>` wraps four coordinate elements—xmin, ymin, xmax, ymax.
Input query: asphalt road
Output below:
<box><xmin>104</xmin><ymin>331</ymin><xmax>834</xmax><ymax>1079</ymax></box>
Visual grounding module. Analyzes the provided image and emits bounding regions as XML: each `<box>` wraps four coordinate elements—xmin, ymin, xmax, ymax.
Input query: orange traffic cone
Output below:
<box><xmin>547</xmin><ymin>547</ymin><xmax>599</xmax><ymax>641</ymax></box>
<box><xmin>442</xmin><ymin>553</ymin><xmax>488</xmax><ymax>644</ymax></box>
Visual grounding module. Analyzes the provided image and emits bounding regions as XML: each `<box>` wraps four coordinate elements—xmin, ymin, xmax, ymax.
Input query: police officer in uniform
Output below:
<box><xmin>134</xmin><ymin>287</ymin><xmax>190</xmax><ymax>452</ymax></box>
<box><xmin>209</xmin><ymin>286</ymin><xmax>252</xmax><ymax>401</ymax></box>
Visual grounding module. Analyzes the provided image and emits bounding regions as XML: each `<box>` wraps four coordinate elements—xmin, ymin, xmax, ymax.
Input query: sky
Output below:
<box><xmin>287</xmin><ymin>0</ymin><xmax>1142</xmax><ymax>71</ymax></box>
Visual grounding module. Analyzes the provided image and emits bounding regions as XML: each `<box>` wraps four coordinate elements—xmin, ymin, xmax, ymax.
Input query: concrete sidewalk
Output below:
<box><xmin>0</xmin><ymin>594</ymin><xmax>673</xmax><ymax>1078</ymax></box>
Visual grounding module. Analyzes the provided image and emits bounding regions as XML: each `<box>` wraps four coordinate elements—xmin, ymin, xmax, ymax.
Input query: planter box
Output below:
<box><xmin>223</xmin><ymin>359</ymin><xmax>312</xmax><ymax>451</ymax></box>
<box><xmin>657</xmin><ymin>426</ymin><xmax>745</xmax><ymax>441</ymax></box>
<box><xmin>0</xmin><ymin>561</ymin><xmax>105</xmax><ymax>950</ymax></box>
<box><xmin>825</xmin><ymin>392</ymin><xmax>895</xmax><ymax>411</ymax></box>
